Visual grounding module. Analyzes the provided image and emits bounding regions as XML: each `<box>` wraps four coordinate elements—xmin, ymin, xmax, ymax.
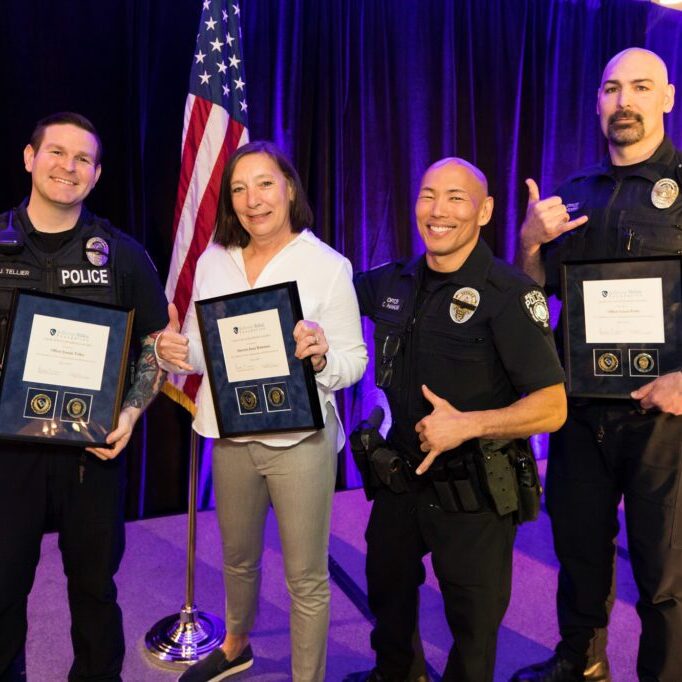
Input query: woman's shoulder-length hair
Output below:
<box><xmin>213</xmin><ymin>140</ymin><xmax>314</xmax><ymax>249</ymax></box>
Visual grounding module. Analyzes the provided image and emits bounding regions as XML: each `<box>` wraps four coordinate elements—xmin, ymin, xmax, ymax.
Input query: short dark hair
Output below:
<box><xmin>214</xmin><ymin>141</ymin><xmax>314</xmax><ymax>249</ymax></box>
<box><xmin>29</xmin><ymin>112</ymin><xmax>103</xmax><ymax>164</ymax></box>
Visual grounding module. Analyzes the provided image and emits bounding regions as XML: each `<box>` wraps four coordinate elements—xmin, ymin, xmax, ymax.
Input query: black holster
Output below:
<box><xmin>477</xmin><ymin>438</ymin><xmax>541</xmax><ymax>524</ymax></box>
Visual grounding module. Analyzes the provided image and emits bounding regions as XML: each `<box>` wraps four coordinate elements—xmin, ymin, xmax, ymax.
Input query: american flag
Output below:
<box><xmin>164</xmin><ymin>0</ymin><xmax>249</xmax><ymax>412</ymax></box>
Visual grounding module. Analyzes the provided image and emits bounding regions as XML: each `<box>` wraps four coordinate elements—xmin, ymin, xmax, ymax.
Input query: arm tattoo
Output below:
<box><xmin>122</xmin><ymin>335</ymin><xmax>167</xmax><ymax>411</ymax></box>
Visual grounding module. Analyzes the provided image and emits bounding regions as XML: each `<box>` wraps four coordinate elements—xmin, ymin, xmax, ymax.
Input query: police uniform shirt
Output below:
<box><xmin>0</xmin><ymin>204</ymin><xmax>168</xmax><ymax>345</ymax></box>
<box><xmin>544</xmin><ymin>135</ymin><xmax>682</xmax><ymax>296</ymax></box>
<box><xmin>355</xmin><ymin>239</ymin><xmax>565</xmax><ymax>460</ymax></box>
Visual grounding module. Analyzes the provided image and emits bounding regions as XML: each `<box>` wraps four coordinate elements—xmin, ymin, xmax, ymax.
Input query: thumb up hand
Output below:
<box><xmin>156</xmin><ymin>303</ymin><xmax>194</xmax><ymax>371</ymax></box>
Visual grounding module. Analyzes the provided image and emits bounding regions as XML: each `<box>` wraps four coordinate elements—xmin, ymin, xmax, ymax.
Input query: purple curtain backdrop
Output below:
<box><xmin>0</xmin><ymin>0</ymin><xmax>681</xmax><ymax>513</ymax></box>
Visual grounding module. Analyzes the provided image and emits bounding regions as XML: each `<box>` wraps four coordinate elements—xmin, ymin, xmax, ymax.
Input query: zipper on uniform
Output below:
<box><xmin>46</xmin><ymin>257</ymin><xmax>55</xmax><ymax>293</ymax></box>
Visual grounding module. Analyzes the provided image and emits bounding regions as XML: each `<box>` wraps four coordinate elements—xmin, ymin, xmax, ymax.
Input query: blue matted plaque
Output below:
<box><xmin>0</xmin><ymin>290</ymin><xmax>134</xmax><ymax>446</ymax></box>
<box><xmin>561</xmin><ymin>256</ymin><xmax>682</xmax><ymax>398</ymax></box>
<box><xmin>195</xmin><ymin>281</ymin><xmax>324</xmax><ymax>437</ymax></box>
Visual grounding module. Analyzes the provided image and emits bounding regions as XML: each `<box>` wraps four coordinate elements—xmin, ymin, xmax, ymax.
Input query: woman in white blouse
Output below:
<box><xmin>157</xmin><ymin>141</ymin><xmax>367</xmax><ymax>682</ymax></box>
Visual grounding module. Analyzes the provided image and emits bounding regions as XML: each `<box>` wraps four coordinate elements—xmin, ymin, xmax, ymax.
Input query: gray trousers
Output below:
<box><xmin>211</xmin><ymin>406</ymin><xmax>338</xmax><ymax>682</ymax></box>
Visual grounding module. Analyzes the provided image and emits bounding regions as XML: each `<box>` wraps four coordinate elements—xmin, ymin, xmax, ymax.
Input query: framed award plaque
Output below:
<box><xmin>561</xmin><ymin>256</ymin><xmax>681</xmax><ymax>398</ymax></box>
<box><xmin>0</xmin><ymin>289</ymin><xmax>134</xmax><ymax>446</ymax></box>
<box><xmin>195</xmin><ymin>281</ymin><xmax>324</xmax><ymax>438</ymax></box>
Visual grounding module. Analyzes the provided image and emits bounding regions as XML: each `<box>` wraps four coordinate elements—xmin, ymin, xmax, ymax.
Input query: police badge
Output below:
<box><xmin>450</xmin><ymin>287</ymin><xmax>480</xmax><ymax>323</ymax></box>
<box><xmin>651</xmin><ymin>178</ymin><xmax>679</xmax><ymax>209</ymax></box>
<box><xmin>84</xmin><ymin>237</ymin><xmax>110</xmax><ymax>266</ymax></box>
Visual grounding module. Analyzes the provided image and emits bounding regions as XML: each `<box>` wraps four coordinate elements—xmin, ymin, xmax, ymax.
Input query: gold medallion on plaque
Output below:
<box><xmin>66</xmin><ymin>398</ymin><xmax>87</xmax><ymax>419</ymax></box>
<box><xmin>239</xmin><ymin>390</ymin><xmax>258</xmax><ymax>411</ymax></box>
<box><xmin>597</xmin><ymin>352</ymin><xmax>619</xmax><ymax>373</ymax></box>
<box><xmin>633</xmin><ymin>352</ymin><xmax>655</xmax><ymax>373</ymax></box>
<box><xmin>651</xmin><ymin>178</ymin><xmax>679</xmax><ymax>209</ymax></box>
<box><xmin>268</xmin><ymin>387</ymin><xmax>285</xmax><ymax>407</ymax></box>
<box><xmin>31</xmin><ymin>393</ymin><xmax>52</xmax><ymax>415</ymax></box>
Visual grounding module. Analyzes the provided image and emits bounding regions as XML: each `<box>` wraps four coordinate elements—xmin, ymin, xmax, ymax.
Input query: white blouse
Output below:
<box><xmin>166</xmin><ymin>229</ymin><xmax>367</xmax><ymax>450</ymax></box>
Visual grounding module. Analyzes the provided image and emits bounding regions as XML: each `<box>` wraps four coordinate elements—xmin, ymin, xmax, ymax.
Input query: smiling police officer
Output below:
<box><xmin>348</xmin><ymin>158</ymin><xmax>567</xmax><ymax>682</ymax></box>
<box><xmin>0</xmin><ymin>112</ymin><xmax>168</xmax><ymax>681</ymax></box>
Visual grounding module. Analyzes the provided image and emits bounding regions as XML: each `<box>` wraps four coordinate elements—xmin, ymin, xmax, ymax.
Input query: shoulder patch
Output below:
<box><xmin>521</xmin><ymin>289</ymin><xmax>551</xmax><ymax>332</ymax></box>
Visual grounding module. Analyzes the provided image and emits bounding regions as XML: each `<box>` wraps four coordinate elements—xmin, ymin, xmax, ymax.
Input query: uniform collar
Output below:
<box><xmin>401</xmin><ymin>238</ymin><xmax>493</xmax><ymax>289</ymax></box>
<box><xmin>14</xmin><ymin>200</ymin><xmax>89</xmax><ymax>239</ymax></box>
<box><xmin>595</xmin><ymin>136</ymin><xmax>678</xmax><ymax>183</ymax></box>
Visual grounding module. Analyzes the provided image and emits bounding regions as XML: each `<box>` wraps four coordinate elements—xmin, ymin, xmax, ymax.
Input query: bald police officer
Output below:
<box><xmin>349</xmin><ymin>158</ymin><xmax>567</xmax><ymax>682</ymax></box>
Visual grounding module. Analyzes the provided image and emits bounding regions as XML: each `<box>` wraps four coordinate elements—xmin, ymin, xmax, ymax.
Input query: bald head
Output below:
<box><xmin>597</xmin><ymin>47</ymin><xmax>675</xmax><ymax>163</ymax></box>
<box><xmin>424</xmin><ymin>157</ymin><xmax>489</xmax><ymax>197</ymax></box>
<box><xmin>602</xmin><ymin>48</ymin><xmax>669</xmax><ymax>88</ymax></box>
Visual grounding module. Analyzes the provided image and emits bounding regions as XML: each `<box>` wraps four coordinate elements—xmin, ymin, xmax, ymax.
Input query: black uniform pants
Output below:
<box><xmin>0</xmin><ymin>443</ymin><xmax>126</xmax><ymax>682</ymax></box>
<box><xmin>366</xmin><ymin>486</ymin><xmax>516</xmax><ymax>682</ymax></box>
<box><xmin>546</xmin><ymin>403</ymin><xmax>682</xmax><ymax>682</ymax></box>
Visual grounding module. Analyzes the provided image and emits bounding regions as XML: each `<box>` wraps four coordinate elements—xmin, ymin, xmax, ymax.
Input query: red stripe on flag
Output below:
<box><xmin>172</xmin><ymin>120</ymin><xmax>244</xmax><ymax>324</ymax></box>
<box><xmin>183</xmin><ymin>374</ymin><xmax>202</xmax><ymax>403</ymax></box>
<box><xmin>172</xmin><ymin>96</ymin><xmax>213</xmax><ymax>239</ymax></box>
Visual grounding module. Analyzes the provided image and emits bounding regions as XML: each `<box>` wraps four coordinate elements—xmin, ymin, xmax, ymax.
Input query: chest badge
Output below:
<box><xmin>522</xmin><ymin>289</ymin><xmax>551</xmax><ymax>330</ymax></box>
<box><xmin>84</xmin><ymin>237</ymin><xmax>110</xmax><ymax>266</ymax></box>
<box><xmin>651</xmin><ymin>178</ymin><xmax>679</xmax><ymax>209</ymax></box>
<box><xmin>450</xmin><ymin>287</ymin><xmax>480</xmax><ymax>324</ymax></box>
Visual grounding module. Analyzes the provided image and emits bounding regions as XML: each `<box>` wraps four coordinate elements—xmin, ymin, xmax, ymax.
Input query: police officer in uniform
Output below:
<box><xmin>349</xmin><ymin>158</ymin><xmax>567</xmax><ymax>682</ymax></box>
<box><xmin>512</xmin><ymin>48</ymin><xmax>682</xmax><ymax>682</ymax></box>
<box><xmin>0</xmin><ymin>112</ymin><xmax>168</xmax><ymax>681</ymax></box>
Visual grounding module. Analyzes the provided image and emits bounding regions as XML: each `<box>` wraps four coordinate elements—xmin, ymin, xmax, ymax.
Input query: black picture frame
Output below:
<box><xmin>561</xmin><ymin>256</ymin><xmax>682</xmax><ymax>398</ymax></box>
<box><xmin>195</xmin><ymin>281</ymin><xmax>324</xmax><ymax>438</ymax></box>
<box><xmin>0</xmin><ymin>289</ymin><xmax>134</xmax><ymax>447</ymax></box>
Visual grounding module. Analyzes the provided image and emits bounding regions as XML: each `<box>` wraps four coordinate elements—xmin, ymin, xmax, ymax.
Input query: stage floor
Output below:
<box><xmin>27</xmin><ymin>479</ymin><xmax>639</xmax><ymax>681</ymax></box>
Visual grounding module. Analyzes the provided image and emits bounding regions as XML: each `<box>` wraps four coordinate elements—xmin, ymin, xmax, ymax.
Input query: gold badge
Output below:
<box><xmin>239</xmin><ymin>390</ymin><xmax>258</xmax><ymax>411</ymax></box>
<box><xmin>597</xmin><ymin>352</ymin><xmax>619</xmax><ymax>373</ymax></box>
<box><xmin>66</xmin><ymin>398</ymin><xmax>87</xmax><ymax>418</ymax></box>
<box><xmin>450</xmin><ymin>287</ymin><xmax>480</xmax><ymax>324</ymax></box>
<box><xmin>268</xmin><ymin>387</ymin><xmax>285</xmax><ymax>406</ymax></box>
<box><xmin>651</xmin><ymin>178</ymin><xmax>679</xmax><ymax>209</ymax></box>
<box><xmin>31</xmin><ymin>393</ymin><xmax>52</xmax><ymax>415</ymax></box>
<box><xmin>633</xmin><ymin>352</ymin><xmax>654</xmax><ymax>373</ymax></box>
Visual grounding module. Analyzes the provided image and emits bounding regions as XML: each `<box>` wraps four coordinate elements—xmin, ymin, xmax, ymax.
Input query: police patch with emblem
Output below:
<box><xmin>450</xmin><ymin>287</ymin><xmax>480</xmax><ymax>324</ymax></box>
<box><xmin>522</xmin><ymin>289</ymin><xmax>551</xmax><ymax>331</ymax></box>
<box><xmin>84</xmin><ymin>237</ymin><xmax>110</xmax><ymax>266</ymax></box>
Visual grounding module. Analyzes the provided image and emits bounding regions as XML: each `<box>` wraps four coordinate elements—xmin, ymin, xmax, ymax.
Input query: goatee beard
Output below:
<box><xmin>607</xmin><ymin>110</ymin><xmax>645</xmax><ymax>147</ymax></box>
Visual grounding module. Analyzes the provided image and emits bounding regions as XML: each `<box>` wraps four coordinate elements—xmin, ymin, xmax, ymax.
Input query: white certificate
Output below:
<box><xmin>22</xmin><ymin>314</ymin><xmax>110</xmax><ymax>391</ymax></box>
<box><xmin>218</xmin><ymin>308</ymin><xmax>290</xmax><ymax>383</ymax></box>
<box><xmin>583</xmin><ymin>278</ymin><xmax>665</xmax><ymax>343</ymax></box>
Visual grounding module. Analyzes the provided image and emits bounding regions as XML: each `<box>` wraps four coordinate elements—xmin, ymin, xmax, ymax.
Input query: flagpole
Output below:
<box><xmin>145</xmin><ymin>0</ymin><xmax>247</xmax><ymax>665</ymax></box>
<box><xmin>144</xmin><ymin>430</ymin><xmax>225</xmax><ymax>667</ymax></box>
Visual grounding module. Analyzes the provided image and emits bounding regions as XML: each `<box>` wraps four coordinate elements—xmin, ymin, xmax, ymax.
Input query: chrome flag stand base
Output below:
<box><xmin>144</xmin><ymin>605</ymin><xmax>225</xmax><ymax>665</ymax></box>
<box><xmin>145</xmin><ymin>431</ymin><xmax>225</xmax><ymax>667</ymax></box>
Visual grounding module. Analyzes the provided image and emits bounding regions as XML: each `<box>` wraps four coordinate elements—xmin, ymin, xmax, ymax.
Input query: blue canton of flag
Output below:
<box><xmin>190</xmin><ymin>0</ymin><xmax>248</xmax><ymax>126</ymax></box>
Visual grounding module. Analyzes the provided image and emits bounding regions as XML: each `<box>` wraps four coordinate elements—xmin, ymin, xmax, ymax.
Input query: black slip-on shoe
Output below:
<box><xmin>177</xmin><ymin>644</ymin><xmax>254</xmax><ymax>682</ymax></box>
